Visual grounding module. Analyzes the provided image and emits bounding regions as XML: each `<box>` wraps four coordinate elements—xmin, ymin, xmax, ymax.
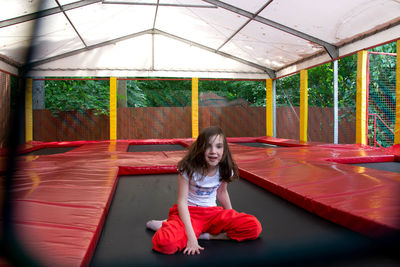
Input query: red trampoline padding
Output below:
<box><xmin>118</xmin><ymin>165</ymin><xmax>178</xmax><ymax>175</ymax></box>
<box><xmin>227</xmin><ymin>136</ymin><xmax>261</xmax><ymax>143</ymax></box>
<box><xmin>384</xmin><ymin>144</ymin><xmax>400</xmax><ymax>156</ymax></box>
<box><xmin>14</xmin><ymin>223</ymin><xmax>96</xmax><ymax>267</ymax></box>
<box><xmin>256</xmin><ymin>136</ymin><xmax>311</xmax><ymax>147</ymax></box>
<box><xmin>128</xmin><ymin>138</ymin><xmax>191</xmax><ymax>146</ymax></box>
<box><xmin>12</xmin><ymin>199</ymin><xmax>111</xmax><ymax>267</ymax></box>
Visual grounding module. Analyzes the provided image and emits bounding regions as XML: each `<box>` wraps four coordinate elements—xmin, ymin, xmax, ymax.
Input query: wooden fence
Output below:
<box><xmin>33</xmin><ymin>110</ymin><xmax>109</xmax><ymax>142</ymax></box>
<box><xmin>31</xmin><ymin>106</ymin><xmax>356</xmax><ymax>144</ymax></box>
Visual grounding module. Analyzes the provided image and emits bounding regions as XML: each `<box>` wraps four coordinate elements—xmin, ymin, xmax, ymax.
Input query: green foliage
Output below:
<box><xmin>276</xmin><ymin>55</ymin><xmax>358</xmax><ymax>109</ymax></box>
<box><xmin>125</xmin><ymin>79</ymin><xmax>266</xmax><ymax>107</ymax></box>
<box><xmin>45</xmin><ymin>79</ymin><xmax>109</xmax><ymax>115</ymax></box>
<box><xmin>199</xmin><ymin>80</ymin><xmax>266</xmax><ymax>106</ymax></box>
<box><xmin>338</xmin><ymin>54</ymin><xmax>357</xmax><ymax>108</ymax></box>
<box><xmin>308</xmin><ymin>63</ymin><xmax>334</xmax><ymax>107</ymax></box>
<box><xmin>127</xmin><ymin>79</ymin><xmax>192</xmax><ymax>107</ymax></box>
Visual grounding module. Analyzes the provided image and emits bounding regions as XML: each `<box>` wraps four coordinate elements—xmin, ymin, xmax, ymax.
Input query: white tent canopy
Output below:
<box><xmin>1</xmin><ymin>0</ymin><xmax>399</xmax><ymax>78</ymax></box>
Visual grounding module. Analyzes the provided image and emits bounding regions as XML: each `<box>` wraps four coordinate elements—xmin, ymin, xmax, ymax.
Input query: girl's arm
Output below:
<box><xmin>217</xmin><ymin>181</ymin><xmax>232</xmax><ymax>209</ymax></box>
<box><xmin>177</xmin><ymin>174</ymin><xmax>204</xmax><ymax>255</ymax></box>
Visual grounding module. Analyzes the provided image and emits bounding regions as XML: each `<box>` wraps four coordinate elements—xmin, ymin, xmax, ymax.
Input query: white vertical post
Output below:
<box><xmin>333</xmin><ymin>60</ymin><xmax>338</xmax><ymax>144</ymax></box>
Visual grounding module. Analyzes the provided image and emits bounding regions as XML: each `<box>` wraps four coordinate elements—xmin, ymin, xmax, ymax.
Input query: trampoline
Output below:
<box><xmin>6</xmin><ymin>139</ymin><xmax>400</xmax><ymax>266</ymax></box>
<box><xmin>350</xmin><ymin>162</ymin><xmax>400</xmax><ymax>173</ymax></box>
<box><xmin>128</xmin><ymin>144</ymin><xmax>187</xmax><ymax>152</ymax></box>
<box><xmin>21</xmin><ymin>146</ymin><xmax>77</xmax><ymax>156</ymax></box>
<box><xmin>236</xmin><ymin>142</ymin><xmax>278</xmax><ymax>148</ymax></box>
<box><xmin>91</xmin><ymin>174</ymin><xmax>398</xmax><ymax>266</ymax></box>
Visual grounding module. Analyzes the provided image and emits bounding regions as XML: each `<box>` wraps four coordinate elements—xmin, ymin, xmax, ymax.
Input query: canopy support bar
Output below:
<box><xmin>26</xmin><ymin>29</ymin><xmax>153</xmax><ymax>68</ymax></box>
<box><xmin>0</xmin><ymin>0</ymin><xmax>102</xmax><ymax>28</ymax></box>
<box><xmin>102</xmin><ymin>1</ymin><xmax>217</xmax><ymax>8</ymax></box>
<box><xmin>55</xmin><ymin>0</ymin><xmax>87</xmax><ymax>47</ymax></box>
<box><xmin>217</xmin><ymin>0</ymin><xmax>273</xmax><ymax>51</ymax></box>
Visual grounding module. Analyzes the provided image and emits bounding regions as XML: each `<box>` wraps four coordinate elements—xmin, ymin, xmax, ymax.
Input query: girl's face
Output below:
<box><xmin>204</xmin><ymin>134</ymin><xmax>224</xmax><ymax>169</ymax></box>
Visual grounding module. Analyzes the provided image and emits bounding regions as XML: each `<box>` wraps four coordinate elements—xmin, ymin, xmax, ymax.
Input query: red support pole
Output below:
<box><xmin>374</xmin><ymin>114</ymin><xmax>377</xmax><ymax>147</ymax></box>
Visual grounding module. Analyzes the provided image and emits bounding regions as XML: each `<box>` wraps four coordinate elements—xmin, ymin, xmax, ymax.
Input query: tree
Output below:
<box><xmin>199</xmin><ymin>80</ymin><xmax>266</xmax><ymax>106</ymax></box>
<box><xmin>45</xmin><ymin>79</ymin><xmax>109</xmax><ymax>115</ymax></box>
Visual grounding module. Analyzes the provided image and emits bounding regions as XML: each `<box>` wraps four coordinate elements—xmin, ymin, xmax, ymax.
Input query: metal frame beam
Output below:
<box><xmin>102</xmin><ymin>1</ymin><xmax>217</xmax><ymax>8</ymax></box>
<box><xmin>203</xmin><ymin>0</ymin><xmax>338</xmax><ymax>59</ymax></box>
<box><xmin>0</xmin><ymin>54</ymin><xmax>22</xmax><ymax>68</ymax></box>
<box><xmin>55</xmin><ymin>0</ymin><xmax>87</xmax><ymax>47</ymax></box>
<box><xmin>26</xmin><ymin>29</ymin><xmax>153</xmax><ymax>68</ymax></box>
<box><xmin>217</xmin><ymin>0</ymin><xmax>273</xmax><ymax>51</ymax></box>
<box><xmin>0</xmin><ymin>0</ymin><xmax>102</xmax><ymax>28</ymax></box>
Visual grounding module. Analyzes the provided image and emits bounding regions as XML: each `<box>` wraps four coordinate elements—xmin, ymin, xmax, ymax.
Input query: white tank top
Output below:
<box><xmin>182</xmin><ymin>169</ymin><xmax>222</xmax><ymax>207</ymax></box>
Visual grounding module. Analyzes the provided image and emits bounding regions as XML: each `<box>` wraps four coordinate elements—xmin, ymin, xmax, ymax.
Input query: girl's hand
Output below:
<box><xmin>183</xmin><ymin>238</ymin><xmax>204</xmax><ymax>255</ymax></box>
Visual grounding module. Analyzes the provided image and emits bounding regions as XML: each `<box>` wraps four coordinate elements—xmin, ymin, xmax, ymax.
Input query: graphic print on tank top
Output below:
<box><xmin>195</xmin><ymin>184</ymin><xmax>220</xmax><ymax>196</ymax></box>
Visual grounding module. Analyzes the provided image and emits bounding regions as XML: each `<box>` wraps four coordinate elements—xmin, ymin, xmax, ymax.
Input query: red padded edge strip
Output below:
<box><xmin>118</xmin><ymin>165</ymin><xmax>178</xmax><ymax>175</ymax></box>
<box><xmin>256</xmin><ymin>137</ymin><xmax>311</xmax><ymax>147</ymax></box>
<box><xmin>325</xmin><ymin>155</ymin><xmax>395</xmax><ymax>164</ymax></box>
<box><xmin>226</xmin><ymin>137</ymin><xmax>261</xmax><ymax>143</ymax></box>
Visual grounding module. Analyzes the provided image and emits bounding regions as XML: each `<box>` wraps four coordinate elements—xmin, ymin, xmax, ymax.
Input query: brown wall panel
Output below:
<box><xmin>32</xmin><ymin>106</ymin><xmax>355</xmax><ymax>143</ymax></box>
<box><xmin>33</xmin><ymin>110</ymin><xmax>109</xmax><ymax>142</ymax></box>
<box><xmin>276</xmin><ymin>106</ymin><xmax>300</xmax><ymax>140</ymax></box>
<box><xmin>200</xmin><ymin>106</ymin><xmax>265</xmax><ymax>137</ymax></box>
<box><xmin>117</xmin><ymin>107</ymin><xmax>191</xmax><ymax>139</ymax></box>
<box><xmin>276</xmin><ymin>106</ymin><xmax>355</xmax><ymax>144</ymax></box>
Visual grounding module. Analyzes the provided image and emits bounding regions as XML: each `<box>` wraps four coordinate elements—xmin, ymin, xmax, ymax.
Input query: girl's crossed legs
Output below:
<box><xmin>152</xmin><ymin>204</ymin><xmax>262</xmax><ymax>254</ymax></box>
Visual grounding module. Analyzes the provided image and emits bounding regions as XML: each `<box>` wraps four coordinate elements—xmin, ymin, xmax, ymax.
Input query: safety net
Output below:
<box><xmin>368</xmin><ymin>51</ymin><xmax>397</xmax><ymax>147</ymax></box>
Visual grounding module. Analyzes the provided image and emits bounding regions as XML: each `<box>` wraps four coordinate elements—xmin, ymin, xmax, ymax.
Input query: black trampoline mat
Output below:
<box><xmin>128</xmin><ymin>144</ymin><xmax>187</xmax><ymax>152</ymax></box>
<box><xmin>351</xmin><ymin>162</ymin><xmax>400</xmax><ymax>173</ymax></box>
<box><xmin>235</xmin><ymin>142</ymin><xmax>278</xmax><ymax>148</ymax></box>
<box><xmin>22</xmin><ymin>146</ymin><xmax>77</xmax><ymax>156</ymax></box>
<box><xmin>90</xmin><ymin>174</ymin><xmax>399</xmax><ymax>266</ymax></box>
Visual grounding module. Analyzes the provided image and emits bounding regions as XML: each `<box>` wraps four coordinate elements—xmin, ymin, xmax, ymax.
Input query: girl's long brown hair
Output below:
<box><xmin>178</xmin><ymin>126</ymin><xmax>238</xmax><ymax>182</ymax></box>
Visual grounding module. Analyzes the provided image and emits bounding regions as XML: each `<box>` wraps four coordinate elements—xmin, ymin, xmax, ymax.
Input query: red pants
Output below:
<box><xmin>152</xmin><ymin>204</ymin><xmax>262</xmax><ymax>254</ymax></box>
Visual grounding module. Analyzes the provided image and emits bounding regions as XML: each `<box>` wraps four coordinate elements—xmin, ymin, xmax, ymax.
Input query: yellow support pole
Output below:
<box><xmin>25</xmin><ymin>78</ymin><xmax>33</xmax><ymax>143</ymax></box>
<box><xmin>299</xmin><ymin>70</ymin><xmax>308</xmax><ymax>143</ymax></box>
<box><xmin>266</xmin><ymin>79</ymin><xmax>273</xmax><ymax>137</ymax></box>
<box><xmin>192</xmin><ymin>77</ymin><xmax>199</xmax><ymax>139</ymax></box>
<box><xmin>395</xmin><ymin>40</ymin><xmax>400</xmax><ymax>145</ymax></box>
<box><xmin>110</xmin><ymin>77</ymin><xmax>117</xmax><ymax>140</ymax></box>
<box><xmin>356</xmin><ymin>51</ymin><xmax>368</xmax><ymax>145</ymax></box>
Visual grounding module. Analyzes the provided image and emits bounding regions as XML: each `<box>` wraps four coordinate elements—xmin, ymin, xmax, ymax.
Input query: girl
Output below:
<box><xmin>148</xmin><ymin>126</ymin><xmax>262</xmax><ymax>255</ymax></box>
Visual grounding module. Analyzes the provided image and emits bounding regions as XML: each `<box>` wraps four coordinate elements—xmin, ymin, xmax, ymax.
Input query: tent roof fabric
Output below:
<box><xmin>1</xmin><ymin>0</ymin><xmax>399</xmax><ymax>78</ymax></box>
